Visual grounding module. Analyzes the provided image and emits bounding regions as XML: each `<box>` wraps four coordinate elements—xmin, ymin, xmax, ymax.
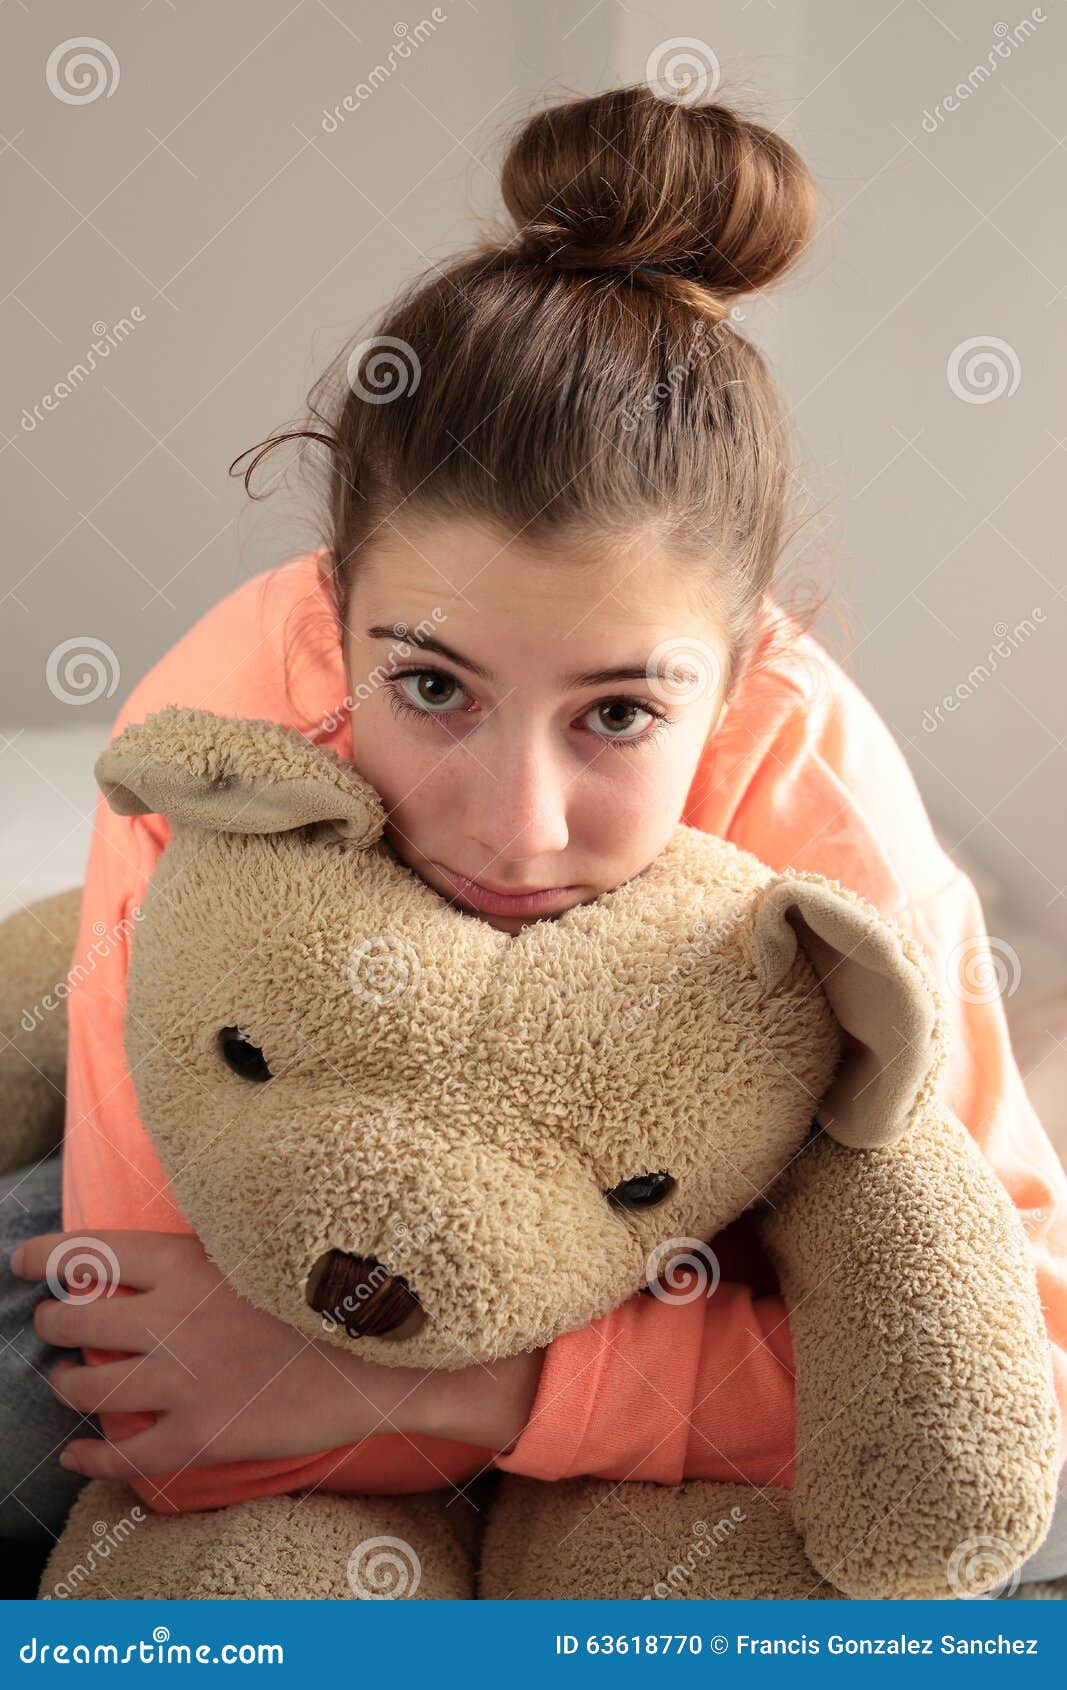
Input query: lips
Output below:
<box><xmin>432</xmin><ymin>862</ymin><xmax>578</xmax><ymax>917</ymax></box>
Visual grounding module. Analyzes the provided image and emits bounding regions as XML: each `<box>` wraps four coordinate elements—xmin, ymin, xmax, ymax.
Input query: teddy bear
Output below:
<box><xmin>0</xmin><ymin>705</ymin><xmax>1061</xmax><ymax>1601</ymax></box>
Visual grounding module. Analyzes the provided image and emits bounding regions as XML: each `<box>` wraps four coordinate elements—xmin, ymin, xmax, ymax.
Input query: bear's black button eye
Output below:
<box><xmin>605</xmin><ymin>1172</ymin><xmax>676</xmax><ymax>1211</ymax></box>
<box><xmin>218</xmin><ymin>1027</ymin><xmax>272</xmax><ymax>1082</ymax></box>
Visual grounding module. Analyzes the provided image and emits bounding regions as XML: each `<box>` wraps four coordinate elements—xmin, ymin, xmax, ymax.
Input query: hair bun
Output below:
<box><xmin>500</xmin><ymin>84</ymin><xmax>818</xmax><ymax>309</ymax></box>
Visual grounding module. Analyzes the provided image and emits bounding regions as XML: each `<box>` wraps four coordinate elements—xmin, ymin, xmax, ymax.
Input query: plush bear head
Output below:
<box><xmin>95</xmin><ymin>706</ymin><xmax>947</xmax><ymax>1370</ymax></box>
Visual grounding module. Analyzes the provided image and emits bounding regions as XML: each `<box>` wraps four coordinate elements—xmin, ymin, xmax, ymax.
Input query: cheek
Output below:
<box><xmin>587</xmin><ymin>733</ymin><xmax>700</xmax><ymax>824</ymax></box>
<box><xmin>569</xmin><ymin>760</ymin><xmax>687</xmax><ymax>868</ymax></box>
<box><xmin>350</xmin><ymin>697</ymin><xmax>456</xmax><ymax>814</ymax></box>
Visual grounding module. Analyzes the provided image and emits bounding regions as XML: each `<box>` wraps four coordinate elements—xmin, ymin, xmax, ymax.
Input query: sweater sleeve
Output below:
<box><xmin>61</xmin><ymin>773</ymin><xmax>209</xmax><ymax>1512</ymax></box>
<box><xmin>62</xmin><ymin>789</ymin><xmax>187</xmax><ymax>1236</ymax></box>
<box><xmin>494</xmin><ymin>1285</ymin><xmax>795</xmax><ymax>1487</ymax></box>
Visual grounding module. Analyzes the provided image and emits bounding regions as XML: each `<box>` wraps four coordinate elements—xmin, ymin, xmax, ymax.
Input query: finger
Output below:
<box><xmin>34</xmin><ymin>1291</ymin><xmax>146</xmax><ymax>1353</ymax></box>
<box><xmin>50</xmin><ymin>1356</ymin><xmax>160</xmax><ymax>1416</ymax></box>
<box><xmin>60</xmin><ymin>1424</ymin><xmax>180</xmax><ymax>1481</ymax></box>
<box><xmin>10</xmin><ymin>1230</ymin><xmax>191</xmax><ymax>1294</ymax></box>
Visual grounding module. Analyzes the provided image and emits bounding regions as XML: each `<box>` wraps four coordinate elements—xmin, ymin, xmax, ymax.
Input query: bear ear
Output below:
<box><xmin>750</xmin><ymin>871</ymin><xmax>947</xmax><ymax>1150</ymax></box>
<box><xmin>94</xmin><ymin>706</ymin><xmax>385</xmax><ymax>848</ymax></box>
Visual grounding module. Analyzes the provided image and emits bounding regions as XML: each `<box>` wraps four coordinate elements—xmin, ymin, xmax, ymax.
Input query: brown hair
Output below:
<box><xmin>233</xmin><ymin>84</ymin><xmax>832</xmax><ymax>714</ymax></box>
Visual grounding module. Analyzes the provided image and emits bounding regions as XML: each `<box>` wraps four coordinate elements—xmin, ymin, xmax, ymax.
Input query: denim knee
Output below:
<box><xmin>0</xmin><ymin>1153</ymin><xmax>100</xmax><ymax>1545</ymax></box>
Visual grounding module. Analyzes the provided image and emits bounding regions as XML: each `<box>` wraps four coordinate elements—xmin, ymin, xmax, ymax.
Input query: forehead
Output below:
<box><xmin>350</xmin><ymin>512</ymin><xmax>725</xmax><ymax>660</ymax></box>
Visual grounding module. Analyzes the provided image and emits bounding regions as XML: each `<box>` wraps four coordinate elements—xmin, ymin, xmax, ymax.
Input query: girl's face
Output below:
<box><xmin>342</xmin><ymin>513</ymin><xmax>730</xmax><ymax>936</ymax></box>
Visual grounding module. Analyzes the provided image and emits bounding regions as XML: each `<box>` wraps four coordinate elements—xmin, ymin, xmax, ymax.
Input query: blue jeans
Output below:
<box><xmin>0</xmin><ymin>1155</ymin><xmax>99</xmax><ymax>1546</ymax></box>
<box><xmin>1</xmin><ymin>1154</ymin><xmax>1064</xmax><ymax>1584</ymax></box>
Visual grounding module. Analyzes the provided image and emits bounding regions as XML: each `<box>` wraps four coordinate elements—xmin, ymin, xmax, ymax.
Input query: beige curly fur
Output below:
<box><xmin>0</xmin><ymin>706</ymin><xmax>1057</xmax><ymax>1600</ymax></box>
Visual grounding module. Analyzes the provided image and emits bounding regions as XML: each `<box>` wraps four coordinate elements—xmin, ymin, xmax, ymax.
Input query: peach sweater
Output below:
<box><xmin>62</xmin><ymin>553</ymin><xmax>1067</xmax><ymax>1515</ymax></box>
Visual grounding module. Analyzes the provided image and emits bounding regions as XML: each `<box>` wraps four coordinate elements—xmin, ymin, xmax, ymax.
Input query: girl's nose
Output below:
<box><xmin>462</xmin><ymin>735</ymin><xmax>571</xmax><ymax>862</ymax></box>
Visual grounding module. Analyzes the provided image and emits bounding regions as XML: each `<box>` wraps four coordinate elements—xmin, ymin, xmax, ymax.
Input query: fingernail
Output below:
<box><xmin>9</xmin><ymin>1246</ymin><xmax>25</xmax><ymax>1275</ymax></box>
<box><xmin>59</xmin><ymin>1450</ymin><xmax>78</xmax><ymax>1471</ymax></box>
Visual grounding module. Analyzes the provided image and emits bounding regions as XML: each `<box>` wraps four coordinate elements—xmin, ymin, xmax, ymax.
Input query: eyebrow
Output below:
<box><xmin>367</xmin><ymin>625</ymin><xmax>687</xmax><ymax>691</ymax></box>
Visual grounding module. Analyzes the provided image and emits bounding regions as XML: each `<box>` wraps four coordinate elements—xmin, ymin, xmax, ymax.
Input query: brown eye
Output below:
<box><xmin>585</xmin><ymin>697</ymin><xmax>660</xmax><ymax>743</ymax></box>
<box><xmin>395</xmin><ymin>671</ymin><xmax>465</xmax><ymax>713</ymax></box>
<box><xmin>218</xmin><ymin>1027</ymin><xmax>272</xmax><ymax>1082</ymax></box>
<box><xmin>414</xmin><ymin>673</ymin><xmax>457</xmax><ymax>705</ymax></box>
<box><xmin>605</xmin><ymin>1172</ymin><xmax>676</xmax><ymax>1211</ymax></box>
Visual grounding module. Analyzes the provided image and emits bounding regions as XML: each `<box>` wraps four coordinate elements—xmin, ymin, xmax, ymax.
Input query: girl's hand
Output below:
<box><xmin>9</xmin><ymin>1230</ymin><xmax>543</xmax><ymax>1480</ymax></box>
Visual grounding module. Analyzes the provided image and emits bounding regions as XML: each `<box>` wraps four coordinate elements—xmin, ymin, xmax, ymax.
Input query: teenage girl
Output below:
<box><xmin>4</xmin><ymin>85</ymin><xmax>1066</xmax><ymax>1583</ymax></box>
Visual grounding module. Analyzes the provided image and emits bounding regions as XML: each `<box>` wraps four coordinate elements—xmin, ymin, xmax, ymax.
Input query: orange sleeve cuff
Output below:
<box><xmin>495</xmin><ymin>1285</ymin><xmax>796</xmax><ymax>1488</ymax></box>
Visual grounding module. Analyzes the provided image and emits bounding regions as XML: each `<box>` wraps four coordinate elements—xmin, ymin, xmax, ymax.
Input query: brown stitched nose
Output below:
<box><xmin>306</xmin><ymin>1249</ymin><xmax>424</xmax><ymax>1339</ymax></box>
